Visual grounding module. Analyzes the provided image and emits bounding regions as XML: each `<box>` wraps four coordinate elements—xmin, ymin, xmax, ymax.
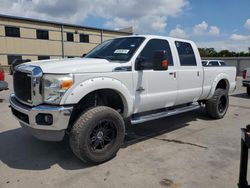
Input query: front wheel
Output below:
<box><xmin>206</xmin><ymin>89</ymin><xmax>229</xmax><ymax>119</ymax></box>
<box><xmin>247</xmin><ymin>87</ymin><xmax>250</xmax><ymax>96</ymax></box>
<box><xmin>69</xmin><ymin>106</ymin><xmax>125</xmax><ymax>164</ymax></box>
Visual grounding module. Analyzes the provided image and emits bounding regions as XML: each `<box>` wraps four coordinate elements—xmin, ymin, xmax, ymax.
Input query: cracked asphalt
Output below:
<box><xmin>0</xmin><ymin>74</ymin><xmax>250</xmax><ymax>188</ymax></box>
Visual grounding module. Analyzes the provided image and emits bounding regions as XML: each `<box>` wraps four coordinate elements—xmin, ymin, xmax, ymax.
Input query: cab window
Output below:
<box><xmin>138</xmin><ymin>39</ymin><xmax>173</xmax><ymax>69</ymax></box>
<box><xmin>175</xmin><ymin>41</ymin><xmax>197</xmax><ymax>66</ymax></box>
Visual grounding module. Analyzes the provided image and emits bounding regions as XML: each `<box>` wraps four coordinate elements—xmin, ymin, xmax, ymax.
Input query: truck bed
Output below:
<box><xmin>200</xmin><ymin>66</ymin><xmax>236</xmax><ymax>99</ymax></box>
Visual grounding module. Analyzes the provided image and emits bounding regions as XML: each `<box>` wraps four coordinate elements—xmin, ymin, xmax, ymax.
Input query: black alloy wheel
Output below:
<box><xmin>89</xmin><ymin>120</ymin><xmax>117</xmax><ymax>152</ymax></box>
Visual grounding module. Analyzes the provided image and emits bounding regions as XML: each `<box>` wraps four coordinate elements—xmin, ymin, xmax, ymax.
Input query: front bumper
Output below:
<box><xmin>9</xmin><ymin>94</ymin><xmax>73</xmax><ymax>141</ymax></box>
<box><xmin>242</xmin><ymin>80</ymin><xmax>250</xmax><ymax>87</ymax></box>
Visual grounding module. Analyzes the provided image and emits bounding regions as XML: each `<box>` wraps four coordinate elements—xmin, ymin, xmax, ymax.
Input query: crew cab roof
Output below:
<box><xmin>116</xmin><ymin>34</ymin><xmax>194</xmax><ymax>43</ymax></box>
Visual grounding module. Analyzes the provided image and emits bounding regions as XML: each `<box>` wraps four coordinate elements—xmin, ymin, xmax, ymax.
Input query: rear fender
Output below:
<box><xmin>207</xmin><ymin>73</ymin><xmax>230</xmax><ymax>99</ymax></box>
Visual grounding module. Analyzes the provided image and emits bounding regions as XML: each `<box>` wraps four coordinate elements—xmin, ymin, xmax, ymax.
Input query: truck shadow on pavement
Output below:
<box><xmin>0</xmin><ymin>109</ymin><xmax>211</xmax><ymax>171</ymax></box>
<box><xmin>124</xmin><ymin>108</ymin><xmax>210</xmax><ymax>147</ymax></box>
<box><xmin>0</xmin><ymin>128</ymin><xmax>89</xmax><ymax>170</ymax></box>
<box><xmin>230</xmin><ymin>92</ymin><xmax>250</xmax><ymax>99</ymax></box>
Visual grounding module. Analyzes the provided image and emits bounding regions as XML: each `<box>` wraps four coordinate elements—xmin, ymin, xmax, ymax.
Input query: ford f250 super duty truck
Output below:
<box><xmin>10</xmin><ymin>35</ymin><xmax>236</xmax><ymax>164</ymax></box>
<box><xmin>242</xmin><ymin>68</ymin><xmax>250</xmax><ymax>95</ymax></box>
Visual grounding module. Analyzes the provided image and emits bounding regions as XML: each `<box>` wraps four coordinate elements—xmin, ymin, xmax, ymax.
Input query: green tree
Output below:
<box><xmin>198</xmin><ymin>48</ymin><xmax>217</xmax><ymax>57</ymax></box>
<box><xmin>198</xmin><ymin>48</ymin><xmax>250</xmax><ymax>57</ymax></box>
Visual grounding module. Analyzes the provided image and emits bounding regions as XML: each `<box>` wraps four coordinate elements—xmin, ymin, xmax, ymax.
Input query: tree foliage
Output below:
<box><xmin>198</xmin><ymin>48</ymin><xmax>250</xmax><ymax>57</ymax></box>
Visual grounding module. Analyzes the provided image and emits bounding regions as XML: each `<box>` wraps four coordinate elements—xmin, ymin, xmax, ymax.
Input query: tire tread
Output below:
<box><xmin>69</xmin><ymin>106</ymin><xmax>125</xmax><ymax>164</ymax></box>
<box><xmin>206</xmin><ymin>89</ymin><xmax>228</xmax><ymax>119</ymax></box>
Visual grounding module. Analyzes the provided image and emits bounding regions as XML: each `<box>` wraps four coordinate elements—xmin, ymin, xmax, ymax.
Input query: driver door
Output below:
<box><xmin>133</xmin><ymin>39</ymin><xmax>178</xmax><ymax>113</ymax></box>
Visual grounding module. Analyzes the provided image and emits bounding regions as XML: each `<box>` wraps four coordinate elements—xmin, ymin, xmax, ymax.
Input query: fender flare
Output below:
<box><xmin>61</xmin><ymin>77</ymin><xmax>133</xmax><ymax>117</ymax></box>
<box><xmin>207</xmin><ymin>73</ymin><xmax>230</xmax><ymax>99</ymax></box>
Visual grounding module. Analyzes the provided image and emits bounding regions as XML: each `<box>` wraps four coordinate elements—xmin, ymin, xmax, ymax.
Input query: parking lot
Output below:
<box><xmin>0</xmin><ymin>74</ymin><xmax>249</xmax><ymax>188</ymax></box>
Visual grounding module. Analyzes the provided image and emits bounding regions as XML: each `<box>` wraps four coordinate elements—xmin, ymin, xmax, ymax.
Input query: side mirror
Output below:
<box><xmin>135</xmin><ymin>57</ymin><xmax>144</xmax><ymax>71</ymax></box>
<box><xmin>82</xmin><ymin>53</ymin><xmax>86</xmax><ymax>57</ymax></box>
<box><xmin>153</xmin><ymin>50</ymin><xmax>169</xmax><ymax>71</ymax></box>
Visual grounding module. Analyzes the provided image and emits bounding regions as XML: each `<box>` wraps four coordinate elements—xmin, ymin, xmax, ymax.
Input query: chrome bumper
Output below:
<box><xmin>9</xmin><ymin>94</ymin><xmax>73</xmax><ymax>141</ymax></box>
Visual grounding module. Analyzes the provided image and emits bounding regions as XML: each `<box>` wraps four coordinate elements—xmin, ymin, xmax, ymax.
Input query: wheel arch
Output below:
<box><xmin>62</xmin><ymin>77</ymin><xmax>133</xmax><ymax>118</ymax></box>
<box><xmin>207</xmin><ymin>73</ymin><xmax>230</xmax><ymax>99</ymax></box>
<box><xmin>215</xmin><ymin>79</ymin><xmax>229</xmax><ymax>91</ymax></box>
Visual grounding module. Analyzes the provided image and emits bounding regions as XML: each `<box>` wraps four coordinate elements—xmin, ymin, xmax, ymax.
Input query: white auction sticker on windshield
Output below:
<box><xmin>114</xmin><ymin>49</ymin><xmax>130</xmax><ymax>54</ymax></box>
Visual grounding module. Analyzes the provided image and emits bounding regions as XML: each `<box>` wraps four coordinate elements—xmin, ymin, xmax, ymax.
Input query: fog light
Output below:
<box><xmin>36</xmin><ymin>113</ymin><xmax>53</xmax><ymax>125</ymax></box>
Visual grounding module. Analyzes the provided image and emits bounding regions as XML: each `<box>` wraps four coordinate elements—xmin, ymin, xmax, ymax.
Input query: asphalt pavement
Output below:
<box><xmin>0</xmin><ymin>74</ymin><xmax>249</xmax><ymax>188</ymax></box>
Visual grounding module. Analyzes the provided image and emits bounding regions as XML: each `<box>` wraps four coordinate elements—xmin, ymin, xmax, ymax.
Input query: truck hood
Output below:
<box><xmin>26</xmin><ymin>58</ymin><xmax>122</xmax><ymax>74</ymax></box>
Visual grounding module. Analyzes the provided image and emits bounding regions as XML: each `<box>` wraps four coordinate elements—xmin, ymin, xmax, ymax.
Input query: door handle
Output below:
<box><xmin>197</xmin><ymin>71</ymin><xmax>200</xmax><ymax>77</ymax></box>
<box><xmin>169</xmin><ymin>72</ymin><xmax>176</xmax><ymax>78</ymax></box>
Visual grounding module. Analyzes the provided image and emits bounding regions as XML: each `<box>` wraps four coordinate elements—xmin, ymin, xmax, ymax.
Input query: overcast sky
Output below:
<box><xmin>0</xmin><ymin>0</ymin><xmax>250</xmax><ymax>52</ymax></box>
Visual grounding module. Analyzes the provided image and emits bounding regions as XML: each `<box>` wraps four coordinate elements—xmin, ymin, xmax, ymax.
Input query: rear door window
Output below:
<box><xmin>175</xmin><ymin>41</ymin><xmax>197</xmax><ymax>66</ymax></box>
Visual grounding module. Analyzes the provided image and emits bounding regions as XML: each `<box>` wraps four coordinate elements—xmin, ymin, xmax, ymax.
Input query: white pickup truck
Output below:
<box><xmin>242</xmin><ymin>68</ymin><xmax>250</xmax><ymax>95</ymax></box>
<box><xmin>10</xmin><ymin>35</ymin><xmax>236</xmax><ymax>164</ymax></box>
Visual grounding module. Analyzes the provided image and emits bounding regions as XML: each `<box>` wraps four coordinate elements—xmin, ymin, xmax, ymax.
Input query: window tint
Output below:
<box><xmin>202</xmin><ymin>61</ymin><xmax>207</xmax><ymax>66</ymax></box>
<box><xmin>139</xmin><ymin>39</ymin><xmax>173</xmax><ymax>69</ymax></box>
<box><xmin>175</xmin><ymin>41</ymin><xmax>196</xmax><ymax>66</ymax></box>
<box><xmin>38</xmin><ymin>56</ymin><xmax>50</xmax><ymax>60</ymax></box>
<box><xmin>80</xmin><ymin>34</ymin><xmax>89</xmax><ymax>43</ymax></box>
<box><xmin>36</xmin><ymin>30</ymin><xmax>49</xmax><ymax>40</ymax></box>
<box><xmin>7</xmin><ymin>55</ymin><xmax>22</xmax><ymax>65</ymax></box>
<box><xmin>5</xmin><ymin>26</ymin><xmax>20</xmax><ymax>37</ymax></box>
<box><xmin>220</xmin><ymin>61</ymin><xmax>226</xmax><ymax>66</ymax></box>
<box><xmin>208</xmin><ymin>61</ymin><xmax>219</xmax><ymax>66</ymax></box>
<box><xmin>85</xmin><ymin>37</ymin><xmax>145</xmax><ymax>62</ymax></box>
<box><xmin>67</xmin><ymin>32</ymin><xmax>74</xmax><ymax>42</ymax></box>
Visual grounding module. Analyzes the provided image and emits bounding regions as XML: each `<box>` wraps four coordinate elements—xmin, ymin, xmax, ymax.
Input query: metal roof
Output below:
<box><xmin>0</xmin><ymin>14</ymin><xmax>132</xmax><ymax>34</ymax></box>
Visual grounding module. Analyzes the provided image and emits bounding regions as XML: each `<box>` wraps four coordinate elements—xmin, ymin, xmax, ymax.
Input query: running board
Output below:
<box><xmin>131</xmin><ymin>103</ymin><xmax>200</xmax><ymax>124</ymax></box>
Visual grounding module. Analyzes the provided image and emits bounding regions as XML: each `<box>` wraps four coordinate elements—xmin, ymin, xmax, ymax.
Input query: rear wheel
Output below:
<box><xmin>247</xmin><ymin>87</ymin><xmax>250</xmax><ymax>96</ymax></box>
<box><xmin>206</xmin><ymin>89</ymin><xmax>229</xmax><ymax>119</ymax></box>
<box><xmin>69</xmin><ymin>106</ymin><xmax>125</xmax><ymax>164</ymax></box>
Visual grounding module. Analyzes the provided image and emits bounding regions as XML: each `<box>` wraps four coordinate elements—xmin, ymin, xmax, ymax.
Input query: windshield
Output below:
<box><xmin>85</xmin><ymin>37</ymin><xmax>145</xmax><ymax>62</ymax></box>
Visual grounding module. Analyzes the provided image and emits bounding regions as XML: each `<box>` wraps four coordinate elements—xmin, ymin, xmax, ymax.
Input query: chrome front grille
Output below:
<box><xmin>13</xmin><ymin>70</ymin><xmax>31</xmax><ymax>103</ymax></box>
<box><xmin>14</xmin><ymin>64</ymin><xmax>43</xmax><ymax>106</ymax></box>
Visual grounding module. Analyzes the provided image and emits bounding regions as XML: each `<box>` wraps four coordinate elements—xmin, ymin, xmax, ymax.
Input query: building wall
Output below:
<box><xmin>0</xmin><ymin>16</ymin><xmax>131</xmax><ymax>67</ymax></box>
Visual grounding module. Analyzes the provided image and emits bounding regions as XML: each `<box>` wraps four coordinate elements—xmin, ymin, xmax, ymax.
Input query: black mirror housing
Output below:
<box><xmin>135</xmin><ymin>57</ymin><xmax>144</xmax><ymax>71</ymax></box>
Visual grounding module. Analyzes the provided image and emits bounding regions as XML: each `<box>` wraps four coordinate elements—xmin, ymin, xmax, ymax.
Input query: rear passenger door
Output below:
<box><xmin>174</xmin><ymin>41</ymin><xmax>203</xmax><ymax>105</ymax></box>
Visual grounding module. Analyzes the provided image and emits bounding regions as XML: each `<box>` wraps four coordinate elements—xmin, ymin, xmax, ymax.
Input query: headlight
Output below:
<box><xmin>43</xmin><ymin>74</ymin><xmax>74</xmax><ymax>104</ymax></box>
